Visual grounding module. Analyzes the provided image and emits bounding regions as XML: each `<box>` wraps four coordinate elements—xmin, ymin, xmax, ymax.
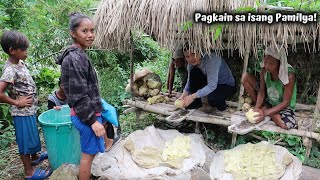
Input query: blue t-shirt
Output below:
<box><xmin>184</xmin><ymin>53</ymin><xmax>235</xmax><ymax>97</ymax></box>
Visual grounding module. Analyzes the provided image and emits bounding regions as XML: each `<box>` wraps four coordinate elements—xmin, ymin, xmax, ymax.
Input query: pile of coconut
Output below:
<box><xmin>125</xmin><ymin>68</ymin><xmax>169</xmax><ymax>104</ymax></box>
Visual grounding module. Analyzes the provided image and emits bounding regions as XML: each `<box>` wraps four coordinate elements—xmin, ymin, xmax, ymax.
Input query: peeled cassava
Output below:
<box><xmin>239</xmin><ymin>96</ymin><xmax>245</xmax><ymax>104</ymax></box>
<box><xmin>147</xmin><ymin>79</ymin><xmax>161</xmax><ymax>89</ymax></box>
<box><xmin>148</xmin><ymin>88</ymin><xmax>160</xmax><ymax>97</ymax></box>
<box><xmin>138</xmin><ymin>85</ymin><xmax>148</xmax><ymax>96</ymax></box>
<box><xmin>125</xmin><ymin>70</ymin><xmax>163</xmax><ymax>98</ymax></box>
<box><xmin>242</xmin><ymin>103</ymin><xmax>251</xmax><ymax>112</ymax></box>
<box><xmin>174</xmin><ymin>99</ymin><xmax>184</xmax><ymax>108</ymax></box>
<box><xmin>147</xmin><ymin>95</ymin><xmax>169</xmax><ymax>105</ymax></box>
<box><xmin>125</xmin><ymin>83</ymin><xmax>139</xmax><ymax>95</ymax></box>
<box><xmin>244</xmin><ymin>97</ymin><xmax>253</xmax><ymax>104</ymax></box>
<box><xmin>143</xmin><ymin>73</ymin><xmax>162</xmax><ymax>89</ymax></box>
<box><xmin>245</xmin><ymin>108</ymin><xmax>260</xmax><ymax>123</ymax></box>
<box><xmin>161</xmin><ymin>136</ymin><xmax>191</xmax><ymax>161</ymax></box>
<box><xmin>224</xmin><ymin>143</ymin><xmax>292</xmax><ymax>180</ymax></box>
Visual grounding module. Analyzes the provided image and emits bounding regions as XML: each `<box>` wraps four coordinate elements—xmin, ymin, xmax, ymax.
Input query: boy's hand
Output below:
<box><xmin>91</xmin><ymin>121</ymin><xmax>106</xmax><ymax>137</ymax></box>
<box><xmin>16</xmin><ymin>95</ymin><xmax>33</xmax><ymax>107</ymax></box>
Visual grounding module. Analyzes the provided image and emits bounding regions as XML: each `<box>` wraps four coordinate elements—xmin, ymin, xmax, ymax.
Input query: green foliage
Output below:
<box><xmin>234</xmin><ymin>6</ymin><xmax>257</xmax><ymax>13</ymax></box>
<box><xmin>132</xmin><ymin>32</ymin><xmax>168</xmax><ymax>62</ymax></box>
<box><xmin>304</xmin><ymin>143</ymin><xmax>320</xmax><ymax>168</ymax></box>
<box><xmin>202</xmin><ymin>125</ymin><xmax>233</xmax><ymax>150</ymax></box>
<box><xmin>120</xmin><ymin>112</ymin><xmax>157</xmax><ymax>137</ymax></box>
<box><xmin>209</xmin><ymin>24</ymin><xmax>224</xmax><ymax>43</ymax></box>
<box><xmin>247</xmin><ymin>47</ymin><xmax>263</xmax><ymax>74</ymax></box>
<box><xmin>31</xmin><ymin>67</ymin><xmax>60</xmax><ymax>114</ymax></box>
<box><xmin>21</xmin><ymin>0</ymin><xmax>95</xmax><ymax>66</ymax></box>
<box><xmin>0</xmin><ymin>5</ymin><xmax>10</xmax><ymax>30</ymax></box>
<box><xmin>33</xmin><ymin>67</ymin><xmax>60</xmax><ymax>90</ymax></box>
<box><xmin>181</xmin><ymin>21</ymin><xmax>193</xmax><ymax>31</ymax></box>
<box><xmin>255</xmin><ymin>131</ymin><xmax>306</xmax><ymax>161</ymax></box>
<box><xmin>0</xmin><ymin>103</ymin><xmax>14</xmax><ymax>149</ymax></box>
<box><xmin>0</xmin><ymin>0</ymin><xmax>27</xmax><ymax>29</ymax></box>
<box><xmin>0</xmin><ymin>124</ymin><xmax>15</xmax><ymax>149</ymax></box>
<box><xmin>89</xmin><ymin>50</ymin><xmax>129</xmax><ymax>109</ymax></box>
<box><xmin>267</xmin><ymin>0</ymin><xmax>320</xmax><ymax>12</ymax></box>
<box><xmin>133</xmin><ymin>33</ymin><xmax>171</xmax><ymax>90</ymax></box>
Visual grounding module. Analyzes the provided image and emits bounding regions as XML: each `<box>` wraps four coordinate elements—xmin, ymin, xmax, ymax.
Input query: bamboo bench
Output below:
<box><xmin>124</xmin><ymin>97</ymin><xmax>320</xmax><ymax>157</ymax></box>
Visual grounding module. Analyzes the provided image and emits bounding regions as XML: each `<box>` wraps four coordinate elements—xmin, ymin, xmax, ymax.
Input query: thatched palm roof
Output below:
<box><xmin>93</xmin><ymin>0</ymin><xmax>320</xmax><ymax>57</ymax></box>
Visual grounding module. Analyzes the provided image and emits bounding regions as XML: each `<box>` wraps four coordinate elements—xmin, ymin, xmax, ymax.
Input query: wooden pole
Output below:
<box><xmin>312</xmin><ymin>85</ymin><xmax>320</xmax><ymax>133</ymax></box>
<box><xmin>237</xmin><ymin>41</ymin><xmax>251</xmax><ymax>110</ymax></box>
<box><xmin>232</xmin><ymin>34</ymin><xmax>252</xmax><ymax>148</ymax></box>
<box><xmin>306</xmin><ymin>84</ymin><xmax>320</xmax><ymax>157</ymax></box>
<box><xmin>130</xmin><ymin>31</ymin><xmax>135</xmax><ymax>100</ymax></box>
<box><xmin>258</xmin><ymin>124</ymin><xmax>320</xmax><ymax>142</ymax></box>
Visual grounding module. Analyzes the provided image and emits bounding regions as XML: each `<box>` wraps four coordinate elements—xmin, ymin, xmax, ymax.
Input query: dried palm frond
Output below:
<box><xmin>93</xmin><ymin>0</ymin><xmax>320</xmax><ymax>57</ymax></box>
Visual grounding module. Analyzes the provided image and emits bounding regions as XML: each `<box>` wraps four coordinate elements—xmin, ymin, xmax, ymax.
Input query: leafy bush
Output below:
<box><xmin>88</xmin><ymin>50</ymin><xmax>128</xmax><ymax>108</ymax></box>
<box><xmin>133</xmin><ymin>33</ymin><xmax>171</xmax><ymax>91</ymax></box>
<box><xmin>0</xmin><ymin>103</ymin><xmax>14</xmax><ymax>149</ymax></box>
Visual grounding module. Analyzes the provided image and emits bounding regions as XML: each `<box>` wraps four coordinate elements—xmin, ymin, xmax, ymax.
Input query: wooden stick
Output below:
<box><xmin>306</xmin><ymin>83</ymin><xmax>320</xmax><ymax>157</ymax></box>
<box><xmin>258</xmin><ymin>124</ymin><xmax>320</xmax><ymax>141</ymax></box>
<box><xmin>195</xmin><ymin>122</ymin><xmax>200</xmax><ymax>134</ymax></box>
<box><xmin>231</xmin><ymin>133</ymin><xmax>238</xmax><ymax>148</ymax></box>
<box><xmin>125</xmin><ymin>100</ymin><xmax>172</xmax><ymax>116</ymax></box>
<box><xmin>250</xmin><ymin>133</ymin><xmax>286</xmax><ymax>146</ymax></box>
<box><xmin>237</xmin><ymin>37</ymin><xmax>251</xmax><ymax>110</ymax></box>
<box><xmin>125</xmin><ymin>99</ymin><xmax>231</xmax><ymax>126</ymax></box>
<box><xmin>171</xmin><ymin>92</ymin><xmax>315</xmax><ymax>111</ymax></box>
<box><xmin>129</xmin><ymin>31</ymin><xmax>135</xmax><ymax>100</ymax></box>
<box><xmin>312</xmin><ymin>84</ymin><xmax>320</xmax><ymax>132</ymax></box>
<box><xmin>123</xmin><ymin>107</ymin><xmax>139</xmax><ymax>114</ymax></box>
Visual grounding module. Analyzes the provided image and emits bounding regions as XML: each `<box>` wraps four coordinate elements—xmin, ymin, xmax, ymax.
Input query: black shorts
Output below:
<box><xmin>279</xmin><ymin>108</ymin><xmax>297</xmax><ymax>129</ymax></box>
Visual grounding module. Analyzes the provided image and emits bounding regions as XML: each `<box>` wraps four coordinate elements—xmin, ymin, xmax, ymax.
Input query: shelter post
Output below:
<box><xmin>130</xmin><ymin>31</ymin><xmax>135</xmax><ymax>100</ymax></box>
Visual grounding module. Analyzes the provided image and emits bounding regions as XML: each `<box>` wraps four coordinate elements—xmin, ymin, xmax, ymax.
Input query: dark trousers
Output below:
<box><xmin>105</xmin><ymin>109</ymin><xmax>121</xmax><ymax>139</ymax></box>
<box><xmin>187</xmin><ymin>67</ymin><xmax>235</xmax><ymax>111</ymax></box>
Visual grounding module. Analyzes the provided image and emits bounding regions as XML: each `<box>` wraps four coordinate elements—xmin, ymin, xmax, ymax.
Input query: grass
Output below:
<box><xmin>0</xmin><ymin>145</ymin><xmax>24</xmax><ymax>180</ymax></box>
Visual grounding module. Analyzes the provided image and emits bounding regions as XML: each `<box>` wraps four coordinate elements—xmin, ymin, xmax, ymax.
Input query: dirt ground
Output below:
<box><xmin>301</xmin><ymin>166</ymin><xmax>320</xmax><ymax>180</ymax></box>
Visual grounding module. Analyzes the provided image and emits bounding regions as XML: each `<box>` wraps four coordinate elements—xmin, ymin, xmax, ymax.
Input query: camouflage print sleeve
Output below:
<box><xmin>0</xmin><ymin>67</ymin><xmax>15</xmax><ymax>84</ymax></box>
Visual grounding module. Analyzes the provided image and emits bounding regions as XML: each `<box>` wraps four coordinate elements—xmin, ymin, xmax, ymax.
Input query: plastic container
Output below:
<box><xmin>38</xmin><ymin>106</ymin><xmax>81</xmax><ymax>170</ymax></box>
